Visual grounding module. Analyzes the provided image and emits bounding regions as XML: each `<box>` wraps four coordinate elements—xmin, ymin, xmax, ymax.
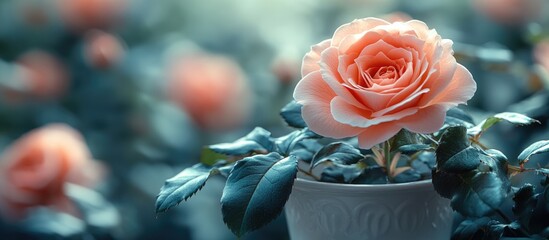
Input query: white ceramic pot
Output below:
<box><xmin>284</xmin><ymin>178</ymin><xmax>453</xmax><ymax>240</ymax></box>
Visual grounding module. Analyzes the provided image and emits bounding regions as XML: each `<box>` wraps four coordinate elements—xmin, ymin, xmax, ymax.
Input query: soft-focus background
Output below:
<box><xmin>0</xmin><ymin>0</ymin><xmax>548</xmax><ymax>239</ymax></box>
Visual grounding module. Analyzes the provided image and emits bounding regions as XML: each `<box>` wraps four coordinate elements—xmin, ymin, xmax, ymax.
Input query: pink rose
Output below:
<box><xmin>294</xmin><ymin>18</ymin><xmax>476</xmax><ymax>149</ymax></box>
<box><xmin>167</xmin><ymin>53</ymin><xmax>253</xmax><ymax>131</ymax></box>
<box><xmin>84</xmin><ymin>30</ymin><xmax>125</xmax><ymax>69</ymax></box>
<box><xmin>0</xmin><ymin>124</ymin><xmax>102</xmax><ymax>220</ymax></box>
<box><xmin>16</xmin><ymin>51</ymin><xmax>68</xmax><ymax>100</ymax></box>
<box><xmin>57</xmin><ymin>0</ymin><xmax>127</xmax><ymax>30</ymax></box>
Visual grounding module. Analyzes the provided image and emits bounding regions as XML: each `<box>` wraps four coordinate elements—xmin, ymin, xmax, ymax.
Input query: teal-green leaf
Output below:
<box><xmin>288</xmin><ymin>140</ymin><xmax>322</xmax><ymax>163</ymax></box>
<box><xmin>513</xmin><ymin>184</ymin><xmax>536</xmax><ymax>228</ymax></box>
<box><xmin>517</xmin><ymin>140</ymin><xmax>549</xmax><ymax>163</ymax></box>
<box><xmin>351</xmin><ymin>166</ymin><xmax>388</xmax><ymax>184</ymax></box>
<box><xmin>436</xmin><ymin>126</ymin><xmax>480</xmax><ymax>173</ymax></box>
<box><xmin>208</xmin><ymin>127</ymin><xmax>274</xmax><ymax>156</ymax></box>
<box><xmin>393</xmin><ymin>169</ymin><xmax>422</xmax><ymax>183</ymax></box>
<box><xmin>320</xmin><ymin>163</ymin><xmax>364</xmax><ymax>183</ymax></box>
<box><xmin>155</xmin><ymin>164</ymin><xmax>217</xmax><ymax>213</ymax></box>
<box><xmin>221</xmin><ymin>153</ymin><xmax>298</xmax><ymax>237</ymax></box>
<box><xmin>451</xmin><ymin>171</ymin><xmax>508</xmax><ymax>217</ymax></box>
<box><xmin>389</xmin><ymin>129</ymin><xmax>419</xmax><ymax>150</ymax></box>
<box><xmin>450</xmin><ymin>155</ymin><xmax>511</xmax><ymax>217</ymax></box>
<box><xmin>398</xmin><ymin>144</ymin><xmax>433</xmax><ymax>154</ymax></box>
<box><xmin>280</xmin><ymin>100</ymin><xmax>306</xmax><ymax>128</ymax></box>
<box><xmin>469</xmin><ymin>112</ymin><xmax>538</xmax><ymax>135</ymax></box>
<box><xmin>310</xmin><ymin>142</ymin><xmax>363</xmax><ymax>169</ymax></box>
<box><xmin>432</xmin><ymin>169</ymin><xmax>464</xmax><ymax>198</ymax></box>
<box><xmin>274</xmin><ymin>128</ymin><xmax>319</xmax><ymax>155</ymax></box>
<box><xmin>200</xmin><ymin>147</ymin><xmax>228</xmax><ymax>166</ymax></box>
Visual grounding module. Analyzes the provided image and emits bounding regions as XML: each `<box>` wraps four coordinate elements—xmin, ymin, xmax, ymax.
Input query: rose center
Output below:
<box><xmin>364</xmin><ymin>65</ymin><xmax>398</xmax><ymax>86</ymax></box>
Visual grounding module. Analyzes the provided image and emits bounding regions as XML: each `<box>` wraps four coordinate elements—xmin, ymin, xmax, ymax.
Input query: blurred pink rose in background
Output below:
<box><xmin>294</xmin><ymin>18</ymin><xmax>476</xmax><ymax>149</ymax></box>
<box><xmin>472</xmin><ymin>0</ymin><xmax>543</xmax><ymax>25</ymax></box>
<box><xmin>535</xmin><ymin>40</ymin><xmax>549</xmax><ymax>72</ymax></box>
<box><xmin>84</xmin><ymin>30</ymin><xmax>125</xmax><ymax>69</ymax></box>
<box><xmin>0</xmin><ymin>124</ymin><xmax>103</xmax><ymax>220</ymax></box>
<box><xmin>57</xmin><ymin>0</ymin><xmax>127</xmax><ymax>30</ymax></box>
<box><xmin>167</xmin><ymin>53</ymin><xmax>253</xmax><ymax>131</ymax></box>
<box><xmin>271</xmin><ymin>56</ymin><xmax>301</xmax><ymax>85</ymax></box>
<box><xmin>16</xmin><ymin>51</ymin><xmax>68</xmax><ymax>100</ymax></box>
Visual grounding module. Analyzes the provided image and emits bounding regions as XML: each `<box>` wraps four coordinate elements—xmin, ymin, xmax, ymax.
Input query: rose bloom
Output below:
<box><xmin>473</xmin><ymin>0</ymin><xmax>543</xmax><ymax>25</ymax></box>
<box><xmin>0</xmin><ymin>124</ymin><xmax>102</xmax><ymax>220</ymax></box>
<box><xmin>16</xmin><ymin>51</ymin><xmax>68</xmax><ymax>99</ymax></box>
<box><xmin>167</xmin><ymin>53</ymin><xmax>253</xmax><ymax>131</ymax></box>
<box><xmin>84</xmin><ymin>30</ymin><xmax>125</xmax><ymax>69</ymax></box>
<box><xmin>294</xmin><ymin>18</ymin><xmax>476</xmax><ymax>149</ymax></box>
<box><xmin>56</xmin><ymin>0</ymin><xmax>126</xmax><ymax>30</ymax></box>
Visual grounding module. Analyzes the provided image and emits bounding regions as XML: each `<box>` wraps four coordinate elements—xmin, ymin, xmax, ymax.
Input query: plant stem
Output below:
<box><xmin>383</xmin><ymin>141</ymin><xmax>391</xmax><ymax>177</ymax></box>
<box><xmin>470</xmin><ymin>137</ymin><xmax>489</xmax><ymax>150</ymax></box>
<box><xmin>422</xmin><ymin>134</ymin><xmax>439</xmax><ymax>145</ymax></box>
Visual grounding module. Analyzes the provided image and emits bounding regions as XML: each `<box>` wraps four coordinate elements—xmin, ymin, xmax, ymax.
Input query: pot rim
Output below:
<box><xmin>293</xmin><ymin>177</ymin><xmax>435</xmax><ymax>194</ymax></box>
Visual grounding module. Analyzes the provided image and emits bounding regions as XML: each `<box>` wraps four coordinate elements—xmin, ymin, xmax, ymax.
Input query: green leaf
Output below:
<box><xmin>432</xmin><ymin>169</ymin><xmax>464</xmax><ymax>198</ymax></box>
<box><xmin>389</xmin><ymin>129</ymin><xmax>419</xmax><ymax>150</ymax></box>
<box><xmin>156</xmin><ymin>164</ymin><xmax>217</xmax><ymax>213</ymax></box>
<box><xmin>451</xmin><ymin>155</ymin><xmax>511</xmax><ymax>217</ymax></box>
<box><xmin>411</xmin><ymin>159</ymin><xmax>432</xmax><ymax>178</ymax></box>
<box><xmin>209</xmin><ymin>127</ymin><xmax>274</xmax><ymax>156</ymax></box>
<box><xmin>537</xmin><ymin>168</ymin><xmax>549</xmax><ymax>177</ymax></box>
<box><xmin>66</xmin><ymin>184</ymin><xmax>119</xmax><ymax>231</ymax></box>
<box><xmin>21</xmin><ymin>208</ymin><xmax>85</xmax><ymax>238</ymax></box>
<box><xmin>452</xmin><ymin>218</ymin><xmax>495</xmax><ymax>240</ymax></box>
<box><xmin>275</xmin><ymin>128</ymin><xmax>320</xmax><ymax>155</ymax></box>
<box><xmin>393</xmin><ymin>168</ymin><xmax>422</xmax><ymax>183</ymax></box>
<box><xmin>452</xmin><ymin>171</ymin><xmax>507</xmax><ymax>217</ymax></box>
<box><xmin>469</xmin><ymin>112</ymin><xmax>538</xmax><ymax>136</ymax></box>
<box><xmin>200</xmin><ymin>147</ymin><xmax>228</xmax><ymax>166</ymax></box>
<box><xmin>398</xmin><ymin>144</ymin><xmax>433</xmax><ymax>154</ymax></box>
<box><xmin>528</xmin><ymin>185</ymin><xmax>549</xmax><ymax>234</ymax></box>
<box><xmin>517</xmin><ymin>140</ymin><xmax>549</xmax><ymax>164</ymax></box>
<box><xmin>417</xmin><ymin>151</ymin><xmax>436</xmax><ymax>169</ymax></box>
<box><xmin>436</xmin><ymin>126</ymin><xmax>480</xmax><ymax>173</ymax></box>
<box><xmin>310</xmin><ymin>142</ymin><xmax>363</xmax><ymax>169</ymax></box>
<box><xmin>320</xmin><ymin>163</ymin><xmax>364</xmax><ymax>183</ymax></box>
<box><xmin>513</xmin><ymin>184</ymin><xmax>537</xmax><ymax>229</ymax></box>
<box><xmin>443</xmin><ymin>107</ymin><xmax>476</xmax><ymax>129</ymax></box>
<box><xmin>280</xmin><ymin>100</ymin><xmax>306</xmax><ymax>128</ymax></box>
<box><xmin>288</xmin><ymin>140</ymin><xmax>322</xmax><ymax>163</ymax></box>
<box><xmin>221</xmin><ymin>153</ymin><xmax>298</xmax><ymax>237</ymax></box>
<box><xmin>351</xmin><ymin>166</ymin><xmax>388</xmax><ymax>184</ymax></box>
<box><xmin>452</xmin><ymin>218</ymin><xmax>523</xmax><ymax>240</ymax></box>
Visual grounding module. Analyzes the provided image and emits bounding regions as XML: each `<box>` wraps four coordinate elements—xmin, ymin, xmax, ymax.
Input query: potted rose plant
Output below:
<box><xmin>155</xmin><ymin>17</ymin><xmax>549</xmax><ymax>239</ymax></box>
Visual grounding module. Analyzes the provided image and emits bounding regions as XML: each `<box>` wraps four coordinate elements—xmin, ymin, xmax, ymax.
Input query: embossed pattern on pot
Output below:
<box><xmin>284</xmin><ymin>178</ymin><xmax>453</xmax><ymax>240</ymax></box>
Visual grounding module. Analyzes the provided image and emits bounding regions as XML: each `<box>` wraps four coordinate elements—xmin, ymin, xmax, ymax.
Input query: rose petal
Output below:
<box><xmin>301</xmin><ymin>39</ymin><xmax>331</xmax><ymax>77</ymax></box>
<box><xmin>345</xmin><ymin>85</ymin><xmax>394</xmax><ymax>111</ymax></box>
<box><xmin>294</xmin><ymin>72</ymin><xmax>364</xmax><ymax>138</ymax></box>
<box><xmin>397</xmin><ymin>104</ymin><xmax>448</xmax><ymax>133</ymax></box>
<box><xmin>372</xmin><ymin>88</ymin><xmax>429</xmax><ymax>117</ymax></box>
<box><xmin>425</xmin><ymin>64</ymin><xmax>476</xmax><ymax>106</ymax></box>
<box><xmin>331</xmin><ymin>97</ymin><xmax>417</xmax><ymax>128</ymax></box>
<box><xmin>320</xmin><ymin>48</ymin><xmax>365</xmax><ymax>108</ymax></box>
<box><xmin>357</xmin><ymin>122</ymin><xmax>402</xmax><ymax>149</ymax></box>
